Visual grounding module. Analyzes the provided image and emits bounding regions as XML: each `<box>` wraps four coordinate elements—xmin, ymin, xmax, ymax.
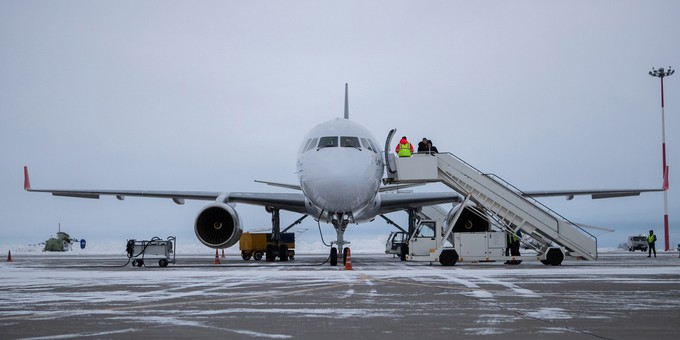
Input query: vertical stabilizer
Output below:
<box><xmin>344</xmin><ymin>83</ymin><xmax>349</xmax><ymax>119</ymax></box>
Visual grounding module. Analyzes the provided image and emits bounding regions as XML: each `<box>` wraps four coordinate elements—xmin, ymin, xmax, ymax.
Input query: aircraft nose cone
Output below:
<box><xmin>301</xmin><ymin>152</ymin><xmax>379</xmax><ymax>212</ymax></box>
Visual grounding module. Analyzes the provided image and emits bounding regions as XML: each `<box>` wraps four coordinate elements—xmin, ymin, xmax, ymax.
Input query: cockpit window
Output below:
<box><xmin>302</xmin><ymin>139</ymin><xmax>312</xmax><ymax>152</ymax></box>
<box><xmin>318</xmin><ymin>136</ymin><xmax>338</xmax><ymax>148</ymax></box>
<box><xmin>360</xmin><ymin>138</ymin><xmax>373</xmax><ymax>152</ymax></box>
<box><xmin>340</xmin><ymin>136</ymin><xmax>361</xmax><ymax>148</ymax></box>
<box><xmin>368</xmin><ymin>139</ymin><xmax>379</xmax><ymax>154</ymax></box>
<box><xmin>304</xmin><ymin>138</ymin><xmax>318</xmax><ymax>152</ymax></box>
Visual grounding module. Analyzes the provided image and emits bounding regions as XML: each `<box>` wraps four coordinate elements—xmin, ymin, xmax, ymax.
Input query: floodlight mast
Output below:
<box><xmin>649</xmin><ymin>66</ymin><xmax>674</xmax><ymax>251</ymax></box>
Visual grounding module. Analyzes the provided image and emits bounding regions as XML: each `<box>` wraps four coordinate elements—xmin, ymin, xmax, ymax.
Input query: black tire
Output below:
<box><xmin>439</xmin><ymin>249</ymin><xmax>459</xmax><ymax>266</ymax></box>
<box><xmin>265</xmin><ymin>244</ymin><xmax>276</xmax><ymax>262</ymax></box>
<box><xmin>159</xmin><ymin>259</ymin><xmax>169</xmax><ymax>267</ymax></box>
<box><xmin>540</xmin><ymin>259</ymin><xmax>550</xmax><ymax>265</ymax></box>
<box><xmin>241</xmin><ymin>252</ymin><xmax>252</xmax><ymax>261</ymax></box>
<box><xmin>253</xmin><ymin>251</ymin><xmax>263</xmax><ymax>261</ymax></box>
<box><xmin>330</xmin><ymin>247</ymin><xmax>338</xmax><ymax>266</ymax></box>
<box><xmin>131</xmin><ymin>259</ymin><xmax>138</xmax><ymax>267</ymax></box>
<box><xmin>546</xmin><ymin>248</ymin><xmax>564</xmax><ymax>266</ymax></box>
<box><xmin>137</xmin><ymin>259</ymin><xmax>145</xmax><ymax>267</ymax></box>
<box><xmin>400</xmin><ymin>244</ymin><xmax>409</xmax><ymax>261</ymax></box>
<box><xmin>288</xmin><ymin>250</ymin><xmax>295</xmax><ymax>260</ymax></box>
<box><xmin>279</xmin><ymin>244</ymin><xmax>289</xmax><ymax>262</ymax></box>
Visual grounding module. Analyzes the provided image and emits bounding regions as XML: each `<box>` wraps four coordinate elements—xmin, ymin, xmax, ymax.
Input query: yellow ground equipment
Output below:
<box><xmin>240</xmin><ymin>232</ymin><xmax>295</xmax><ymax>261</ymax></box>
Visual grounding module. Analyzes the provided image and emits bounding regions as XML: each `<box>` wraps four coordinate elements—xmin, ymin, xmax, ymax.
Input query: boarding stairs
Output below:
<box><xmin>390</xmin><ymin>153</ymin><xmax>597</xmax><ymax>261</ymax></box>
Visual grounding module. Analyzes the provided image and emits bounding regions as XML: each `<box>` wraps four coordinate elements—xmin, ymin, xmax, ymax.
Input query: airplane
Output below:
<box><xmin>23</xmin><ymin>84</ymin><xmax>461</xmax><ymax>266</ymax></box>
<box><xmin>24</xmin><ymin>84</ymin><xmax>668</xmax><ymax>266</ymax></box>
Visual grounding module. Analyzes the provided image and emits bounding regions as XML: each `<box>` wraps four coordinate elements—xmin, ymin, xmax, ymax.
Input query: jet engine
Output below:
<box><xmin>194</xmin><ymin>203</ymin><xmax>243</xmax><ymax>249</ymax></box>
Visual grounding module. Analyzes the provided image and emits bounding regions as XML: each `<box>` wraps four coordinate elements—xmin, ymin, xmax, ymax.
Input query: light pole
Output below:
<box><xmin>649</xmin><ymin>66</ymin><xmax>674</xmax><ymax>251</ymax></box>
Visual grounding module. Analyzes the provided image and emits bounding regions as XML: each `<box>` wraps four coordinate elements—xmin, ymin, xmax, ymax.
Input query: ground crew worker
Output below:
<box><xmin>648</xmin><ymin>230</ymin><xmax>657</xmax><ymax>258</ymax></box>
<box><xmin>395</xmin><ymin>136</ymin><xmax>414</xmax><ymax>157</ymax></box>
<box><xmin>505</xmin><ymin>230</ymin><xmax>522</xmax><ymax>264</ymax></box>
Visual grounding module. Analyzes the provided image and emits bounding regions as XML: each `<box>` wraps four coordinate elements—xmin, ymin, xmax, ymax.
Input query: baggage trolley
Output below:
<box><xmin>125</xmin><ymin>236</ymin><xmax>176</xmax><ymax>267</ymax></box>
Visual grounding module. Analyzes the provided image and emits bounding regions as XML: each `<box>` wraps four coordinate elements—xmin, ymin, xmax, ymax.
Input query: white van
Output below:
<box><xmin>627</xmin><ymin>235</ymin><xmax>648</xmax><ymax>252</ymax></box>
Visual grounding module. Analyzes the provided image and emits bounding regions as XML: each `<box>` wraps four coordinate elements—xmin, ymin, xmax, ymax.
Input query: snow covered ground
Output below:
<box><xmin>2</xmin><ymin>229</ymin><xmax>678</xmax><ymax>338</ymax></box>
<box><xmin>2</xmin><ymin>249</ymin><xmax>679</xmax><ymax>339</ymax></box>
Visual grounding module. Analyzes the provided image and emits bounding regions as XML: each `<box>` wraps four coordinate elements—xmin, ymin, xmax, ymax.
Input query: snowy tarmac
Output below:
<box><xmin>1</xmin><ymin>252</ymin><xmax>679</xmax><ymax>339</ymax></box>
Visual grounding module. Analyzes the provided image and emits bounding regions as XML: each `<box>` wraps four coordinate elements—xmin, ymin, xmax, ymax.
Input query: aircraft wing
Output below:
<box><xmin>226</xmin><ymin>192</ymin><xmax>307</xmax><ymax>214</ymax></box>
<box><xmin>522</xmin><ymin>188</ymin><xmax>665</xmax><ymax>200</ymax></box>
<box><xmin>23</xmin><ymin>167</ymin><xmax>308</xmax><ymax>213</ymax></box>
<box><xmin>378</xmin><ymin>192</ymin><xmax>461</xmax><ymax>215</ymax></box>
<box><xmin>523</xmin><ymin>166</ymin><xmax>669</xmax><ymax>200</ymax></box>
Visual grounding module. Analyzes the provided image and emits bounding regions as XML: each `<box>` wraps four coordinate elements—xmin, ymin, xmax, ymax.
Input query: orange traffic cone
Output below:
<box><xmin>213</xmin><ymin>249</ymin><xmax>221</xmax><ymax>264</ymax></box>
<box><xmin>7</xmin><ymin>250</ymin><xmax>12</xmax><ymax>262</ymax></box>
<box><xmin>344</xmin><ymin>248</ymin><xmax>353</xmax><ymax>270</ymax></box>
<box><xmin>221</xmin><ymin>249</ymin><xmax>225</xmax><ymax>258</ymax></box>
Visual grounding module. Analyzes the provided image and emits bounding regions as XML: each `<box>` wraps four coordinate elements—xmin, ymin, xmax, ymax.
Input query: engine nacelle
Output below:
<box><xmin>194</xmin><ymin>203</ymin><xmax>243</xmax><ymax>249</ymax></box>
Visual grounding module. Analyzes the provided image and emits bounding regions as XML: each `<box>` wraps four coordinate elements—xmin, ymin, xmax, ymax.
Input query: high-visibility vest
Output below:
<box><xmin>398</xmin><ymin>143</ymin><xmax>412</xmax><ymax>157</ymax></box>
<box><xmin>509</xmin><ymin>234</ymin><xmax>519</xmax><ymax>244</ymax></box>
<box><xmin>648</xmin><ymin>234</ymin><xmax>656</xmax><ymax>244</ymax></box>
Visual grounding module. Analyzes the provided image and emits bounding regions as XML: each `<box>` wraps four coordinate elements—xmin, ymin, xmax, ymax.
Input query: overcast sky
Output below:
<box><xmin>1</xmin><ymin>1</ymin><xmax>679</xmax><ymax>250</ymax></box>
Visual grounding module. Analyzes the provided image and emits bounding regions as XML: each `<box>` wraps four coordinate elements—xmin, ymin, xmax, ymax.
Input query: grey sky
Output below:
<box><xmin>1</xmin><ymin>1</ymin><xmax>678</xmax><ymax>249</ymax></box>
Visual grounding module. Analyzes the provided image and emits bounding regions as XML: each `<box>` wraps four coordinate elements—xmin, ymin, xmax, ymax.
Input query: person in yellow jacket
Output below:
<box><xmin>647</xmin><ymin>229</ymin><xmax>657</xmax><ymax>258</ymax></box>
<box><xmin>395</xmin><ymin>136</ymin><xmax>414</xmax><ymax>157</ymax></box>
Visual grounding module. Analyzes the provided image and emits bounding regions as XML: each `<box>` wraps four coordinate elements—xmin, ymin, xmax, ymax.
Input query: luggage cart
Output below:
<box><xmin>125</xmin><ymin>236</ymin><xmax>176</xmax><ymax>267</ymax></box>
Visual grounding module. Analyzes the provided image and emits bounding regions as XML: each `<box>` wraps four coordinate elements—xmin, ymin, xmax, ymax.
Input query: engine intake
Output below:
<box><xmin>194</xmin><ymin>203</ymin><xmax>243</xmax><ymax>249</ymax></box>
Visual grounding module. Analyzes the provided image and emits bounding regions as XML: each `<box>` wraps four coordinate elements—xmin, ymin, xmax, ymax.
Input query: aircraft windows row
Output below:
<box><xmin>303</xmin><ymin>136</ymin><xmax>379</xmax><ymax>153</ymax></box>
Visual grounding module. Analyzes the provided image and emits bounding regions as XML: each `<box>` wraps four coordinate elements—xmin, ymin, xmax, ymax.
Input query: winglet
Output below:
<box><xmin>23</xmin><ymin>166</ymin><xmax>31</xmax><ymax>191</ymax></box>
<box><xmin>344</xmin><ymin>83</ymin><xmax>349</xmax><ymax>119</ymax></box>
<box><xmin>663</xmin><ymin>165</ymin><xmax>669</xmax><ymax>191</ymax></box>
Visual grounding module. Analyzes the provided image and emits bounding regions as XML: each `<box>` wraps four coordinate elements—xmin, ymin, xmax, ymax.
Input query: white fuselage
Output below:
<box><xmin>296</xmin><ymin>118</ymin><xmax>384</xmax><ymax>223</ymax></box>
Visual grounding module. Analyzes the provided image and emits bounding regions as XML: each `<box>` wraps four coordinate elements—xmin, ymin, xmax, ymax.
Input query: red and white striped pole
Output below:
<box><xmin>650</xmin><ymin>66</ymin><xmax>674</xmax><ymax>251</ymax></box>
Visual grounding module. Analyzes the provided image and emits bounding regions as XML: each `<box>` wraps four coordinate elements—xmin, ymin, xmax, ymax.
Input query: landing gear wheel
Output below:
<box><xmin>265</xmin><ymin>244</ymin><xmax>276</xmax><ymax>262</ymax></box>
<box><xmin>342</xmin><ymin>247</ymin><xmax>349</xmax><ymax>266</ymax></box>
<box><xmin>159</xmin><ymin>259</ymin><xmax>169</xmax><ymax>267</ymax></box>
<box><xmin>545</xmin><ymin>248</ymin><xmax>564</xmax><ymax>266</ymax></box>
<box><xmin>330</xmin><ymin>247</ymin><xmax>338</xmax><ymax>266</ymax></box>
<box><xmin>400</xmin><ymin>244</ymin><xmax>409</xmax><ymax>261</ymax></box>
<box><xmin>279</xmin><ymin>244</ymin><xmax>289</xmax><ymax>262</ymax></box>
<box><xmin>253</xmin><ymin>251</ymin><xmax>263</xmax><ymax>261</ymax></box>
<box><xmin>439</xmin><ymin>249</ymin><xmax>459</xmax><ymax>266</ymax></box>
